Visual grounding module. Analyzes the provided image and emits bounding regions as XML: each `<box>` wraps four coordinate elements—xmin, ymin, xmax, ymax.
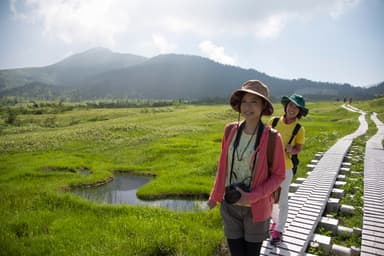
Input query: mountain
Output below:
<box><xmin>365</xmin><ymin>81</ymin><xmax>384</xmax><ymax>97</ymax></box>
<box><xmin>0</xmin><ymin>47</ymin><xmax>147</xmax><ymax>90</ymax></box>
<box><xmin>0</xmin><ymin>48</ymin><xmax>382</xmax><ymax>101</ymax></box>
<box><xmin>76</xmin><ymin>54</ymin><xmax>269</xmax><ymax>99</ymax></box>
<box><xmin>47</xmin><ymin>47</ymin><xmax>148</xmax><ymax>87</ymax></box>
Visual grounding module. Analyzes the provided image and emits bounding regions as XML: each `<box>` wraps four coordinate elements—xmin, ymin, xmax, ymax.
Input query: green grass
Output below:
<box><xmin>352</xmin><ymin>97</ymin><xmax>384</xmax><ymax>121</ymax></box>
<box><xmin>0</xmin><ymin>99</ymin><xmax>381</xmax><ymax>255</ymax></box>
<box><xmin>353</xmin><ymin>97</ymin><xmax>384</xmax><ymax>146</ymax></box>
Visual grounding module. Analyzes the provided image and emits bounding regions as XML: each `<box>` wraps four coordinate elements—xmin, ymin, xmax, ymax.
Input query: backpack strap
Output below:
<box><xmin>224</xmin><ymin>123</ymin><xmax>236</xmax><ymax>141</ymax></box>
<box><xmin>272</xmin><ymin>117</ymin><xmax>301</xmax><ymax>145</ymax></box>
<box><xmin>288</xmin><ymin>123</ymin><xmax>301</xmax><ymax>145</ymax></box>
<box><xmin>267</xmin><ymin>129</ymin><xmax>276</xmax><ymax>176</ymax></box>
<box><xmin>271</xmin><ymin>117</ymin><xmax>279</xmax><ymax>128</ymax></box>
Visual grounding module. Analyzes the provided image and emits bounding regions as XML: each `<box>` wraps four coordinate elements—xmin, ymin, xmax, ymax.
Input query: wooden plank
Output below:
<box><xmin>295</xmin><ymin>213</ymin><xmax>318</xmax><ymax>222</ymax></box>
<box><xmin>362</xmin><ymin>229</ymin><xmax>384</xmax><ymax>238</ymax></box>
<box><xmin>363</xmin><ymin>216</ymin><xmax>384</xmax><ymax>225</ymax></box>
<box><xmin>289</xmin><ymin>221</ymin><xmax>315</xmax><ymax>231</ymax></box>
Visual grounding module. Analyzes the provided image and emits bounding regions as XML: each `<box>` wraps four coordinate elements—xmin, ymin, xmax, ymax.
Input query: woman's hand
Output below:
<box><xmin>235</xmin><ymin>187</ymin><xmax>249</xmax><ymax>205</ymax></box>
<box><xmin>286</xmin><ymin>144</ymin><xmax>302</xmax><ymax>155</ymax></box>
<box><xmin>285</xmin><ymin>144</ymin><xmax>293</xmax><ymax>154</ymax></box>
<box><xmin>207</xmin><ymin>200</ymin><xmax>217</xmax><ymax>209</ymax></box>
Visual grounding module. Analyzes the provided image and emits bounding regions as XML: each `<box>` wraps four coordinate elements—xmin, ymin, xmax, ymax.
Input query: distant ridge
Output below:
<box><xmin>0</xmin><ymin>48</ymin><xmax>382</xmax><ymax>101</ymax></box>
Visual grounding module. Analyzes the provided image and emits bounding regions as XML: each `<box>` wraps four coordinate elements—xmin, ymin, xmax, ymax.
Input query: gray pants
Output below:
<box><xmin>220</xmin><ymin>201</ymin><xmax>270</xmax><ymax>243</ymax></box>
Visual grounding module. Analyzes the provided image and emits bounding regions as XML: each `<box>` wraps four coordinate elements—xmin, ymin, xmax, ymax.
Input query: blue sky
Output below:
<box><xmin>0</xmin><ymin>0</ymin><xmax>383</xmax><ymax>88</ymax></box>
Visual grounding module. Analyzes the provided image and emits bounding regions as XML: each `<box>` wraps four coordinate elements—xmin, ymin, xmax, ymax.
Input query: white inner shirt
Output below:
<box><xmin>226</xmin><ymin>130</ymin><xmax>257</xmax><ymax>187</ymax></box>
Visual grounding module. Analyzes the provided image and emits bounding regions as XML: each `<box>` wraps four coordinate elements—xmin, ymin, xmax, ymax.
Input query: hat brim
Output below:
<box><xmin>230</xmin><ymin>89</ymin><xmax>274</xmax><ymax>115</ymax></box>
<box><xmin>281</xmin><ymin>96</ymin><xmax>309</xmax><ymax>116</ymax></box>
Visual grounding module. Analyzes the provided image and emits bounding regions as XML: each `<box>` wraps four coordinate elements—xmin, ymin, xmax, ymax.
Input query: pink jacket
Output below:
<box><xmin>209</xmin><ymin>122</ymin><xmax>286</xmax><ymax>222</ymax></box>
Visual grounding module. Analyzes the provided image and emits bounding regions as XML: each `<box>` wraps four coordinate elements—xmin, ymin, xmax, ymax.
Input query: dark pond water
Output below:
<box><xmin>73</xmin><ymin>175</ymin><xmax>208</xmax><ymax>212</ymax></box>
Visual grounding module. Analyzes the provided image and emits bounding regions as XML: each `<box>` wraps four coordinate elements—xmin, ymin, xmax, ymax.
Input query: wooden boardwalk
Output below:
<box><xmin>260</xmin><ymin>105</ymin><xmax>369</xmax><ymax>255</ymax></box>
<box><xmin>361</xmin><ymin>113</ymin><xmax>384</xmax><ymax>256</ymax></box>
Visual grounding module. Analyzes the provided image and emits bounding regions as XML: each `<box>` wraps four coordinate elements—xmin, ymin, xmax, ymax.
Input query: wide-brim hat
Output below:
<box><xmin>229</xmin><ymin>80</ymin><xmax>274</xmax><ymax>115</ymax></box>
<box><xmin>281</xmin><ymin>94</ymin><xmax>309</xmax><ymax>116</ymax></box>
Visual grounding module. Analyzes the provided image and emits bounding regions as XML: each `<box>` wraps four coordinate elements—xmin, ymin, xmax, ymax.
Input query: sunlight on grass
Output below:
<box><xmin>0</xmin><ymin>99</ymin><xmax>382</xmax><ymax>255</ymax></box>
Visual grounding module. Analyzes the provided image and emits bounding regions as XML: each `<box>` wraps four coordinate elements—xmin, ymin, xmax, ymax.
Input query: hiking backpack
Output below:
<box><xmin>271</xmin><ymin>117</ymin><xmax>302</xmax><ymax>175</ymax></box>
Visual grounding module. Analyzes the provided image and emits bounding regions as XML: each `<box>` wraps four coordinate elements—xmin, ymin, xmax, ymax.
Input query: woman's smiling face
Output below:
<box><xmin>240</xmin><ymin>93</ymin><xmax>264</xmax><ymax>121</ymax></box>
<box><xmin>285</xmin><ymin>101</ymin><xmax>300</xmax><ymax>119</ymax></box>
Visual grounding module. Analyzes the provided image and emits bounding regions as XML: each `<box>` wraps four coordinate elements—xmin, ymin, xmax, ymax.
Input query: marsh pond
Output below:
<box><xmin>72</xmin><ymin>174</ymin><xmax>208</xmax><ymax>212</ymax></box>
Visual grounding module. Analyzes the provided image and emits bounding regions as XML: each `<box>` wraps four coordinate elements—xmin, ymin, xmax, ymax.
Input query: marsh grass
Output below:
<box><xmin>0</xmin><ymin>100</ymin><xmax>378</xmax><ymax>255</ymax></box>
<box><xmin>353</xmin><ymin>97</ymin><xmax>384</xmax><ymax>120</ymax></box>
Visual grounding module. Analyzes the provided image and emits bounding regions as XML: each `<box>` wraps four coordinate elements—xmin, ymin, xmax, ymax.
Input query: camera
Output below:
<box><xmin>224</xmin><ymin>182</ymin><xmax>250</xmax><ymax>204</ymax></box>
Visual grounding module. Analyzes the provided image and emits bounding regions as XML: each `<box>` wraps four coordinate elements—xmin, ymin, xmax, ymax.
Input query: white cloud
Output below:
<box><xmin>328</xmin><ymin>0</ymin><xmax>360</xmax><ymax>18</ymax></box>
<box><xmin>15</xmin><ymin>0</ymin><xmax>129</xmax><ymax>47</ymax></box>
<box><xmin>10</xmin><ymin>0</ymin><xmax>360</xmax><ymax>53</ymax></box>
<box><xmin>10</xmin><ymin>0</ymin><xmax>34</xmax><ymax>22</ymax></box>
<box><xmin>199</xmin><ymin>41</ymin><xmax>236</xmax><ymax>65</ymax></box>
<box><xmin>254</xmin><ymin>14</ymin><xmax>287</xmax><ymax>39</ymax></box>
<box><xmin>151</xmin><ymin>34</ymin><xmax>176</xmax><ymax>53</ymax></box>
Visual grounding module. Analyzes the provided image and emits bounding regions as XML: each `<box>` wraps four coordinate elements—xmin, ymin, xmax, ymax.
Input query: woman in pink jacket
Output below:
<box><xmin>207</xmin><ymin>80</ymin><xmax>286</xmax><ymax>256</ymax></box>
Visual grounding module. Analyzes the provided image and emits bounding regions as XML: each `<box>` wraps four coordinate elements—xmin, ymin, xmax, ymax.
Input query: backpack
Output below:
<box><xmin>271</xmin><ymin>117</ymin><xmax>301</xmax><ymax>175</ymax></box>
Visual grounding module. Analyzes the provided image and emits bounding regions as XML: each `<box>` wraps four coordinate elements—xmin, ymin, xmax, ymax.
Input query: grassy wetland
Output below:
<box><xmin>0</xmin><ymin>98</ymin><xmax>382</xmax><ymax>255</ymax></box>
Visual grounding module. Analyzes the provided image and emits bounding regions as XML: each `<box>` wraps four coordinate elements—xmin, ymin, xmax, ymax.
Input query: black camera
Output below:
<box><xmin>224</xmin><ymin>182</ymin><xmax>250</xmax><ymax>204</ymax></box>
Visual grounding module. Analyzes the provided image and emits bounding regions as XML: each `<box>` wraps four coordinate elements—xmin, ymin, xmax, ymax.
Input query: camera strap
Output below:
<box><xmin>228</xmin><ymin>121</ymin><xmax>264</xmax><ymax>186</ymax></box>
<box><xmin>228</xmin><ymin>122</ymin><xmax>244</xmax><ymax>185</ymax></box>
<box><xmin>249</xmin><ymin>122</ymin><xmax>265</xmax><ymax>187</ymax></box>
